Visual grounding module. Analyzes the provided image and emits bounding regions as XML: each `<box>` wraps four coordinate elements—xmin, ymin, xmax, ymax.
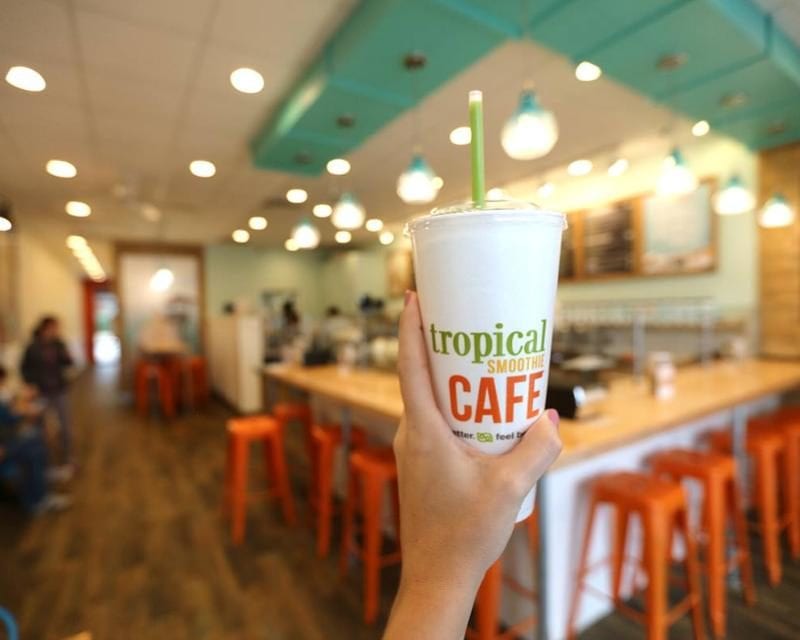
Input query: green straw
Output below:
<box><xmin>469</xmin><ymin>90</ymin><xmax>486</xmax><ymax>206</ymax></box>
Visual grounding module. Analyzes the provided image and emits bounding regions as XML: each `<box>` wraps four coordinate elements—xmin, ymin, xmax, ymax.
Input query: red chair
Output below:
<box><xmin>134</xmin><ymin>360</ymin><xmax>175</xmax><ymax>419</ymax></box>
<box><xmin>223</xmin><ymin>415</ymin><xmax>296</xmax><ymax>545</ymax></box>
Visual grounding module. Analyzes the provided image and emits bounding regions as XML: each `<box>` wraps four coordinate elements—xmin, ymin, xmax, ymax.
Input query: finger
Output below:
<box><xmin>502</xmin><ymin>409</ymin><xmax>562</xmax><ymax>490</ymax></box>
<box><xmin>397</xmin><ymin>291</ymin><xmax>439</xmax><ymax>422</ymax></box>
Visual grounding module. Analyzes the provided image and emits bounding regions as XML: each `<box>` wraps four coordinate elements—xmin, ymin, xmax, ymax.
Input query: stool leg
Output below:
<box><xmin>566</xmin><ymin>496</ymin><xmax>598</xmax><ymax>640</ymax></box>
<box><xmin>755</xmin><ymin>449</ymin><xmax>782</xmax><ymax>585</ymax></box>
<box><xmin>362</xmin><ymin>476</ymin><xmax>384</xmax><ymax>624</ymax></box>
<box><xmin>783</xmin><ymin>436</ymin><xmax>800</xmax><ymax>558</ymax></box>
<box><xmin>611</xmin><ymin>506</ymin><xmax>629</xmax><ymax>607</ymax></box>
<box><xmin>475</xmin><ymin>560</ymin><xmax>502</xmax><ymax>640</ymax></box>
<box><xmin>705</xmin><ymin>477</ymin><xmax>726</xmax><ymax>639</ymax></box>
<box><xmin>677</xmin><ymin>507</ymin><xmax>706</xmax><ymax>640</ymax></box>
<box><xmin>268</xmin><ymin>434</ymin><xmax>296</xmax><ymax>526</ymax></box>
<box><xmin>643</xmin><ymin>510</ymin><xmax>669</xmax><ymax>640</ymax></box>
<box><xmin>727</xmin><ymin>477</ymin><xmax>756</xmax><ymax>606</ymax></box>
<box><xmin>316</xmin><ymin>440</ymin><xmax>335</xmax><ymax>557</ymax></box>
<box><xmin>231</xmin><ymin>437</ymin><xmax>248</xmax><ymax>545</ymax></box>
<box><xmin>340</xmin><ymin>465</ymin><xmax>358</xmax><ymax>576</ymax></box>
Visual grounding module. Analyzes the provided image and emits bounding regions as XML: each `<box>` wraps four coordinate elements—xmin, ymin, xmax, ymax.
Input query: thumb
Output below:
<box><xmin>503</xmin><ymin>409</ymin><xmax>562</xmax><ymax>490</ymax></box>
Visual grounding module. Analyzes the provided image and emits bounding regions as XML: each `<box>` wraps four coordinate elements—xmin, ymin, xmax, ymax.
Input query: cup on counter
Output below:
<box><xmin>407</xmin><ymin>200</ymin><xmax>566</xmax><ymax>521</ymax></box>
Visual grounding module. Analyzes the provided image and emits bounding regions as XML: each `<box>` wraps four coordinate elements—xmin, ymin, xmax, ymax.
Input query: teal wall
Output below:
<box><xmin>319</xmin><ymin>247</ymin><xmax>390</xmax><ymax>314</ymax></box>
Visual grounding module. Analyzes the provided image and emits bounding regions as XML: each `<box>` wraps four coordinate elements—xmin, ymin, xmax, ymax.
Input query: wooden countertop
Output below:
<box><xmin>263</xmin><ymin>359</ymin><xmax>800</xmax><ymax>468</ymax></box>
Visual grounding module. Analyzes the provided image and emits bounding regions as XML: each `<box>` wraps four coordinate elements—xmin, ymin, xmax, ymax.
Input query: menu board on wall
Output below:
<box><xmin>581</xmin><ymin>201</ymin><xmax>635</xmax><ymax>276</ymax></box>
<box><xmin>558</xmin><ymin>219</ymin><xmax>575</xmax><ymax>280</ymax></box>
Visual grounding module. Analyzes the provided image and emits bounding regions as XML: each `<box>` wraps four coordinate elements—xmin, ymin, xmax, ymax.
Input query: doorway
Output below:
<box><xmin>82</xmin><ymin>279</ymin><xmax>120</xmax><ymax>367</ymax></box>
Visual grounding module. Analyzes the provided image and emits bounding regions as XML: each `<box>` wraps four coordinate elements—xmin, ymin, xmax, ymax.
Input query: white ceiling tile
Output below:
<box><xmin>0</xmin><ymin>0</ymin><xmax>75</xmax><ymax>63</ymax></box>
<box><xmin>73</xmin><ymin>0</ymin><xmax>217</xmax><ymax>39</ymax></box>
<box><xmin>76</xmin><ymin>9</ymin><xmax>199</xmax><ymax>88</ymax></box>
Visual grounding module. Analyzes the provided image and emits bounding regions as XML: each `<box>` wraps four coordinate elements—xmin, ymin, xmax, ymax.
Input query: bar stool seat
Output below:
<box><xmin>468</xmin><ymin>512</ymin><xmax>539</xmax><ymax>640</ymax></box>
<box><xmin>650</xmin><ymin>449</ymin><xmax>755</xmax><ymax>638</ymax></box>
<box><xmin>309</xmin><ymin>423</ymin><xmax>366</xmax><ymax>557</ymax></box>
<box><xmin>223</xmin><ymin>415</ymin><xmax>296</xmax><ymax>544</ymax></box>
<box><xmin>708</xmin><ymin>427</ymin><xmax>791</xmax><ymax>585</ymax></box>
<box><xmin>567</xmin><ymin>472</ymin><xmax>705</xmax><ymax>640</ymax></box>
<box><xmin>340</xmin><ymin>446</ymin><xmax>401</xmax><ymax>624</ymax></box>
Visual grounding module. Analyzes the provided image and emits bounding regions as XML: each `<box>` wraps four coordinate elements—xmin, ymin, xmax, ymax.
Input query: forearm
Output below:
<box><xmin>384</xmin><ymin>570</ymin><xmax>481</xmax><ymax>640</ymax></box>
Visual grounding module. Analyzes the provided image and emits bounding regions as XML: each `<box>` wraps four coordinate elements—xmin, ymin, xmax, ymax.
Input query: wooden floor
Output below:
<box><xmin>0</xmin><ymin>367</ymin><xmax>799</xmax><ymax>639</ymax></box>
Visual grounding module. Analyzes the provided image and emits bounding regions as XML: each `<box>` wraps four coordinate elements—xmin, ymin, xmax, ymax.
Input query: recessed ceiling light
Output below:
<box><xmin>379</xmin><ymin>230</ymin><xmax>395</xmax><ymax>245</ymax></box>
<box><xmin>365</xmin><ymin>218</ymin><xmax>383</xmax><ymax>232</ymax></box>
<box><xmin>449</xmin><ymin>126</ymin><xmax>471</xmax><ymax>145</ymax></box>
<box><xmin>66</xmin><ymin>235</ymin><xmax>86</xmax><ymax>249</ymax></box>
<box><xmin>567</xmin><ymin>159</ymin><xmax>593</xmax><ymax>176</ymax></box>
<box><xmin>432</xmin><ymin>176</ymin><xmax>444</xmax><ymax>189</ymax></box>
<box><xmin>486</xmin><ymin>187</ymin><xmax>507</xmax><ymax>200</ymax></box>
<box><xmin>326</xmin><ymin>158</ymin><xmax>351</xmax><ymax>176</ymax></box>
<box><xmin>537</xmin><ymin>182</ymin><xmax>555</xmax><ymax>199</ymax></box>
<box><xmin>575</xmin><ymin>61</ymin><xmax>602</xmax><ymax>82</ymax></box>
<box><xmin>335</xmin><ymin>230</ymin><xmax>352</xmax><ymax>244</ymax></box>
<box><xmin>691</xmin><ymin>119</ymin><xmax>710</xmax><ymax>137</ymax></box>
<box><xmin>286</xmin><ymin>188</ymin><xmax>308</xmax><ymax>204</ymax></box>
<box><xmin>189</xmin><ymin>160</ymin><xmax>216</xmax><ymax>177</ymax></box>
<box><xmin>607</xmin><ymin>158</ymin><xmax>629</xmax><ymax>177</ymax></box>
<box><xmin>656</xmin><ymin>53</ymin><xmax>688</xmax><ymax>71</ymax></box>
<box><xmin>285</xmin><ymin>238</ymin><xmax>299</xmax><ymax>252</ymax></box>
<box><xmin>46</xmin><ymin>159</ymin><xmax>77</xmax><ymax>178</ymax></box>
<box><xmin>140</xmin><ymin>204</ymin><xmax>161</xmax><ymax>221</ymax></box>
<box><xmin>5</xmin><ymin>66</ymin><xmax>46</xmax><ymax>92</ymax></box>
<box><xmin>248</xmin><ymin>216</ymin><xmax>268</xmax><ymax>230</ymax></box>
<box><xmin>66</xmin><ymin>201</ymin><xmax>91</xmax><ymax>217</ymax></box>
<box><xmin>229</xmin><ymin>67</ymin><xmax>264</xmax><ymax>94</ymax></box>
<box><xmin>313</xmin><ymin>203</ymin><xmax>332</xmax><ymax>218</ymax></box>
<box><xmin>232</xmin><ymin>229</ymin><xmax>250</xmax><ymax>243</ymax></box>
<box><xmin>719</xmin><ymin>92</ymin><xmax>748</xmax><ymax>109</ymax></box>
<box><xmin>0</xmin><ymin>216</ymin><xmax>11</xmax><ymax>232</ymax></box>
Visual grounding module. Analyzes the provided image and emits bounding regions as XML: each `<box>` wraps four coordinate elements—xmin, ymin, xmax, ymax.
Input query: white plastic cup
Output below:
<box><xmin>407</xmin><ymin>200</ymin><xmax>566</xmax><ymax>522</ymax></box>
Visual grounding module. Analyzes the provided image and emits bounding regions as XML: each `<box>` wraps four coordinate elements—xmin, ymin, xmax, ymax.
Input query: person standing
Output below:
<box><xmin>20</xmin><ymin>316</ymin><xmax>75</xmax><ymax>473</ymax></box>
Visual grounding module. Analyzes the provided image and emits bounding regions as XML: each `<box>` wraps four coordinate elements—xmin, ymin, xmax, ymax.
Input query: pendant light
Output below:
<box><xmin>332</xmin><ymin>192</ymin><xmax>365</xmax><ymax>230</ymax></box>
<box><xmin>501</xmin><ymin>90</ymin><xmax>558</xmax><ymax>160</ymax></box>
<box><xmin>656</xmin><ymin>148</ymin><xmax>697</xmax><ymax>197</ymax></box>
<box><xmin>397</xmin><ymin>153</ymin><xmax>440</xmax><ymax>204</ymax></box>
<box><xmin>396</xmin><ymin>52</ymin><xmax>440</xmax><ymax>205</ymax></box>
<box><xmin>291</xmin><ymin>219</ymin><xmax>321</xmax><ymax>249</ymax></box>
<box><xmin>759</xmin><ymin>194</ymin><xmax>795</xmax><ymax>228</ymax></box>
<box><xmin>713</xmin><ymin>176</ymin><xmax>755</xmax><ymax>215</ymax></box>
<box><xmin>149</xmin><ymin>267</ymin><xmax>174</xmax><ymax>292</ymax></box>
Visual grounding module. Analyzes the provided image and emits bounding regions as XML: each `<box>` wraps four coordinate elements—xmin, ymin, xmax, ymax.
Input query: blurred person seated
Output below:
<box><xmin>0</xmin><ymin>366</ymin><xmax>70</xmax><ymax>515</ymax></box>
<box><xmin>318</xmin><ymin>306</ymin><xmax>357</xmax><ymax>347</ymax></box>
<box><xmin>137</xmin><ymin>312</ymin><xmax>187</xmax><ymax>357</ymax></box>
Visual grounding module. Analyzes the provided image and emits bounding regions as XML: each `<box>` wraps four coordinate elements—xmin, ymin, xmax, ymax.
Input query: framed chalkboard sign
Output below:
<box><xmin>558</xmin><ymin>178</ymin><xmax>716</xmax><ymax>282</ymax></box>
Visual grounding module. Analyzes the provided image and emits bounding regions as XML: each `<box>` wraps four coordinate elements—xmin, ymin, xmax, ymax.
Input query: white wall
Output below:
<box><xmin>16</xmin><ymin>230</ymin><xmax>85</xmax><ymax>367</ymax></box>
<box><xmin>502</xmin><ymin>136</ymin><xmax>758</xmax><ymax>312</ymax></box>
<box><xmin>319</xmin><ymin>247</ymin><xmax>390</xmax><ymax>313</ymax></box>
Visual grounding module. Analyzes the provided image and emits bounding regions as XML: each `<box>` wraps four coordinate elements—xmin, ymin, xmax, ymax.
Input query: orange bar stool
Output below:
<box><xmin>339</xmin><ymin>446</ymin><xmax>401</xmax><ymax>624</ymax></box>
<box><xmin>759</xmin><ymin>407</ymin><xmax>800</xmax><ymax>558</ymax></box>
<box><xmin>274</xmin><ymin>402</ymin><xmax>313</xmax><ymax>459</ymax></box>
<box><xmin>649</xmin><ymin>449</ymin><xmax>755</xmax><ymax>638</ymax></box>
<box><xmin>134</xmin><ymin>360</ymin><xmax>175</xmax><ymax>419</ymax></box>
<box><xmin>567</xmin><ymin>472</ymin><xmax>705</xmax><ymax>640</ymax></box>
<box><xmin>468</xmin><ymin>512</ymin><xmax>539</xmax><ymax>640</ymax></box>
<box><xmin>309</xmin><ymin>423</ymin><xmax>367</xmax><ymax>557</ymax></box>
<box><xmin>223</xmin><ymin>415</ymin><xmax>297</xmax><ymax>545</ymax></box>
<box><xmin>187</xmin><ymin>355</ymin><xmax>209</xmax><ymax>407</ymax></box>
<box><xmin>707</xmin><ymin>426</ymin><xmax>791</xmax><ymax>585</ymax></box>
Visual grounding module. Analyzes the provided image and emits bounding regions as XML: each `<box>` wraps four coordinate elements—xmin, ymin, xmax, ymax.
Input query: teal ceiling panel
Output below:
<box><xmin>531</xmin><ymin>0</ymin><xmax>686</xmax><ymax>62</ymax></box>
<box><xmin>586</xmin><ymin>0</ymin><xmax>768</xmax><ymax>98</ymax></box>
<box><xmin>251</xmin><ymin>0</ymin><xmax>800</xmax><ymax>175</ymax></box>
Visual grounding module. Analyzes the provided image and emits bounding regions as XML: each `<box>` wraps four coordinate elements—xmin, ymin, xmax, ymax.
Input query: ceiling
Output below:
<box><xmin>1</xmin><ymin>0</ymin><xmax>798</xmax><ymax>250</ymax></box>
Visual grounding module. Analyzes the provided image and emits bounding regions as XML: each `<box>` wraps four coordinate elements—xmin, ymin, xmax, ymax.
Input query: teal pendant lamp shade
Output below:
<box><xmin>397</xmin><ymin>153</ymin><xmax>440</xmax><ymax>204</ymax></box>
<box><xmin>759</xmin><ymin>194</ymin><xmax>795</xmax><ymax>228</ymax></box>
<box><xmin>501</xmin><ymin>91</ymin><xmax>558</xmax><ymax>160</ymax></box>
<box><xmin>332</xmin><ymin>192</ymin><xmax>366</xmax><ymax>230</ymax></box>
<box><xmin>291</xmin><ymin>218</ymin><xmax>321</xmax><ymax>249</ymax></box>
<box><xmin>713</xmin><ymin>176</ymin><xmax>755</xmax><ymax>215</ymax></box>
<box><xmin>656</xmin><ymin>147</ymin><xmax>697</xmax><ymax>197</ymax></box>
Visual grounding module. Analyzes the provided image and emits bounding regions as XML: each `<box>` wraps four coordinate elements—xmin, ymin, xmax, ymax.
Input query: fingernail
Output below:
<box><xmin>545</xmin><ymin>408</ymin><xmax>560</xmax><ymax>428</ymax></box>
<box><xmin>404</xmin><ymin>290</ymin><xmax>413</xmax><ymax>307</ymax></box>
